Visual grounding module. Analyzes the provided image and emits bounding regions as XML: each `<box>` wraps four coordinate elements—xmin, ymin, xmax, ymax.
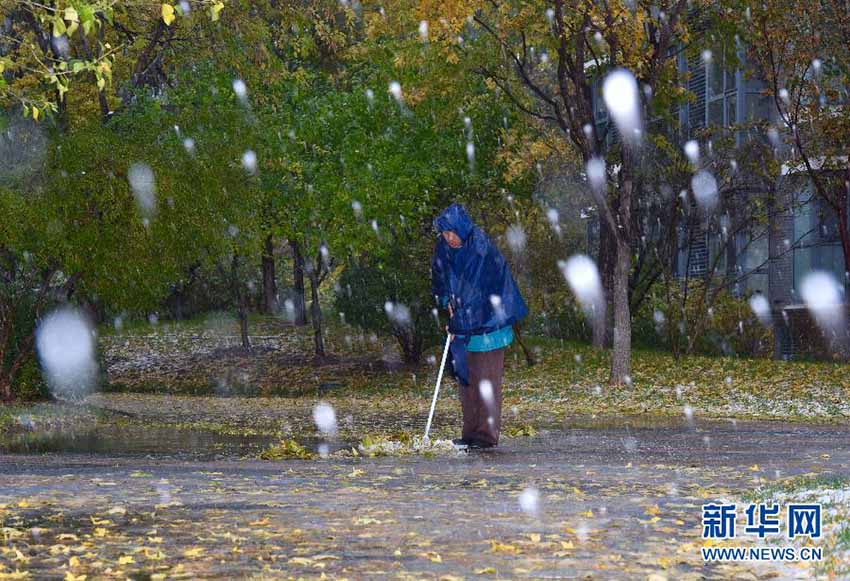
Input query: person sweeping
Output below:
<box><xmin>431</xmin><ymin>203</ymin><xmax>528</xmax><ymax>449</ymax></box>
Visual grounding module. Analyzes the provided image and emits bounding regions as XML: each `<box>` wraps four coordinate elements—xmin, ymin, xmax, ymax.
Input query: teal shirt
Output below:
<box><xmin>438</xmin><ymin>295</ymin><xmax>513</xmax><ymax>352</ymax></box>
<box><xmin>466</xmin><ymin>325</ymin><xmax>514</xmax><ymax>352</ymax></box>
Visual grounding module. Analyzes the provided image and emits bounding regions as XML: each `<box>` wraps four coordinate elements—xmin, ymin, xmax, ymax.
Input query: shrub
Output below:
<box><xmin>634</xmin><ymin>279</ymin><xmax>774</xmax><ymax>358</ymax></box>
<box><xmin>524</xmin><ymin>289</ymin><xmax>592</xmax><ymax>342</ymax></box>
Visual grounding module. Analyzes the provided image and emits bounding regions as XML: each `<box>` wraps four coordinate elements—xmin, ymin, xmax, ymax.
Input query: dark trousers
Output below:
<box><xmin>459</xmin><ymin>348</ymin><xmax>505</xmax><ymax>445</ymax></box>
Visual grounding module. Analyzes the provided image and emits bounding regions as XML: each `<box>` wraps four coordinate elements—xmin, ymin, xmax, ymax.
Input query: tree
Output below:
<box><xmin>0</xmin><ymin>0</ymin><xmax>228</xmax><ymax>123</ymax></box>
<box><xmin>227</xmin><ymin>0</ymin><xmax>359</xmax><ymax>329</ymax></box>
<box><xmin>653</xmin><ymin>125</ymin><xmax>792</xmax><ymax>358</ymax></box>
<box><xmin>0</xmin><ymin>116</ymin><xmax>198</xmax><ymax>400</ymax></box>
<box><xmin>414</xmin><ymin>0</ymin><xmax>701</xmax><ymax>384</ymax></box>
<box><xmin>255</xmin><ymin>17</ymin><xmax>525</xmax><ymax>358</ymax></box>
<box><xmin>130</xmin><ymin>63</ymin><xmax>266</xmax><ymax>351</ymax></box>
<box><xmin>731</xmin><ymin>0</ymin><xmax>850</xmax><ymax>277</ymax></box>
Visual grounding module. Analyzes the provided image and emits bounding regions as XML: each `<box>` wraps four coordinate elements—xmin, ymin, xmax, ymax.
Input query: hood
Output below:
<box><xmin>433</xmin><ymin>203</ymin><xmax>475</xmax><ymax>242</ymax></box>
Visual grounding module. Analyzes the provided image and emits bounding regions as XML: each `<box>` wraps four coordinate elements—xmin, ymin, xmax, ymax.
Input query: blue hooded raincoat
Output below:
<box><xmin>431</xmin><ymin>203</ymin><xmax>528</xmax><ymax>386</ymax></box>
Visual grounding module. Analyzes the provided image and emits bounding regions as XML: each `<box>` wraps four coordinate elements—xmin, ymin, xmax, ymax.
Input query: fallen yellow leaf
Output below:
<box><xmin>161</xmin><ymin>3</ymin><xmax>175</xmax><ymax>25</ymax></box>
<box><xmin>490</xmin><ymin>540</ymin><xmax>520</xmax><ymax>554</ymax></box>
<box><xmin>210</xmin><ymin>1</ymin><xmax>224</xmax><ymax>21</ymax></box>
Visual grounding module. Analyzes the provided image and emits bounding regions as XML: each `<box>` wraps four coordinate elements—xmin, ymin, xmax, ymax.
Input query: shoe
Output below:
<box><xmin>452</xmin><ymin>438</ymin><xmax>471</xmax><ymax>448</ymax></box>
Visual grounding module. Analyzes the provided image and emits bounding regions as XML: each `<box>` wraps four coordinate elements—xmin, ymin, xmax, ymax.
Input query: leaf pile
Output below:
<box><xmin>259</xmin><ymin>439</ymin><xmax>314</xmax><ymax>460</ymax></box>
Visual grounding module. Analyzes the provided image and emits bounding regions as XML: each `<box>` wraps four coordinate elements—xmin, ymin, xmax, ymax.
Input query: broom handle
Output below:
<box><xmin>424</xmin><ymin>332</ymin><xmax>453</xmax><ymax>440</ymax></box>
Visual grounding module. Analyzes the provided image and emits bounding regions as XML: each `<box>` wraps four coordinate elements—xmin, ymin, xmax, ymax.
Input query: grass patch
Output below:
<box><xmin>502</xmin><ymin>424</ymin><xmax>538</xmax><ymax>438</ymax></box>
<box><xmin>0</xmin><ymin>402</ymin><xmax>117</xmax><ymax>451</ymax></box>
<box><xmin>744</xmin><ymin>474</ymin><xmax>850</xmax><ymax>502</ymax></box>
<box><xmin>742</xmin><ymin>473</ymin><xmax>850</xmax><ymax>578</ymax></box>
<box><xmin>0</xmin><ymin>405</ymin><xmax>25</xmax><ymax>432</ymax></box>
<box><xmin>510</xmin><ymin>335</ymin><xmax>850</xmax><ymax>420</ymax></box>
<box><xmin>98</xmin><ymin>314</ymin><xmax>850</xmax><ymax>421</ymax></box>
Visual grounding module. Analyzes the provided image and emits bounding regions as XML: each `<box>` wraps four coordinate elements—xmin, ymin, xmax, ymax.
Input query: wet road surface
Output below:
<box><xmin>1</xmin><ymin>417</ymin><xmax>848</xmax><ymax>579</ymax></box>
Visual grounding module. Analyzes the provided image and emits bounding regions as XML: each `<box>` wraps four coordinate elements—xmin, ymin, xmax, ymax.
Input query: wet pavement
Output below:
<box><xmin>1</xmin><ymin>417</ymin><xmax>849</xmax><ymax>579</ymax></box>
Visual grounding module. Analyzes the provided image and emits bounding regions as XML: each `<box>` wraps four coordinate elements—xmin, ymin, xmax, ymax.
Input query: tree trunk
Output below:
<box><xmin>2</xmin><ymin>331</ymin><xmax>36</xmax><ymax>402</ymax></box>
<box><xmin>597</xmin><ymin>218</ymin><xmax>615</xmax><ymax>348</ymax></box>
<box><xmin>289</xmin><ymin>239</ymin><xmax>307</xmax><ymax>326</ymax></box>
<box><xmin>837</xmin><ymin>186</ymin><xmax>850</xmax><ymax>354</ymax></box>
<box><xmin>512</xmin><ymin>322</ymin><xmax>536</xmax><ymax>366</ymax></box>
<box><xmin>1</xmin><ymin>373</ymin><xmax>11</xmax><ymax>403</ymax></box>
<box><xmin>836</xmin><ymin>187</ymin><xmax>850</xmax><ymax>283</ymax></box>
<box><xmin>308</xmin><ymin>268</ymin><xmax>325</xmax><ymax>358</ymax></box>
<box><xmin>261</xmin><ymin>235</ymin><xmax>278</xmax><ymax>314</ymax></box>
<box><xmin>230</xmin><ymin>254</ymin><xmax>251</xmax><ymax>352</ymax></box>
<box><xmin>609</xmin><ymin>163</ymin><xmax>634</xmax><ymax>386</ymax></box>
<box><xmin>238</xmin><ymin>299</ymin><xmax>250</xmax><ymax>351</ymax></box>
<box><xmin>396</xmin><ymin>326</ymin><xmax>422</xmax><ymax>365</ymax></box>
<box><xmin>610</xmin><ymin>237</ymin><xmax>632</xmax><ymax>385</ymax></box>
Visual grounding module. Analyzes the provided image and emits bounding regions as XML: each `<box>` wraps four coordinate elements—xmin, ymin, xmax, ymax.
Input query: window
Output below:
<box><xmin>677</xmin><ymin>222</ymin><xmax>709</xmax><ymax>277</ymax></box>
<box><xmin>708</xmin><ymin>230</ymin><xmax>727</xmax><ymax>275</ymax></box>
<box><xmin>745</xmin><ymin>92</ymin><xmax>770</xmax><ymax>122</ymax></box>
<box><xmin>737</xmin><ymin>227</ymin><xmax>769</xmax><ymax>295</ymax></box>
<box><xmin>792</xmin><ymin>181</ymin><xmax>846</xmax><ymax>299</ymax></box>
<box><xmin>705</xmin><ymin>48</ymin><xmax>737</xmax><ymax>127</ymax></box>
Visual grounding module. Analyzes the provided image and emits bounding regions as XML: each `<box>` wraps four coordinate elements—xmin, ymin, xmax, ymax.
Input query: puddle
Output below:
<box><xmin>0</xmin><ymin>425</ymin><xmax>352</xmax><ymax>458</ymax></box>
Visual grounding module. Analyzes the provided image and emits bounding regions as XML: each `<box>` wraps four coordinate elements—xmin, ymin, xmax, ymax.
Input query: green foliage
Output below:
<box><xmin>13</xmin><ymin>356</ymin><xmax>48</xmax><ymax>401</ymax></box>
<box><xmin>0</xmin><ymin>57</ymin><xmax>270</xmax><ymax>397</ymax></box>
<box><xmin>526</xmin><ymin>289</ymin><xmax>593</xmax><ymax>343</ymax></box>
<box><xmin>268</xmin><ymin>48</ymin><xmax>529</xmax><ymax>360</ymax></box>
<box><xmin>1</xmin><ymin>0</ymin><xmax>230</xmax><ymax>120</ymax></box>
<box><xmin>0</xmin><ymin>280</ymin><xmax>49</xmax><ymax>402</ymax></box>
